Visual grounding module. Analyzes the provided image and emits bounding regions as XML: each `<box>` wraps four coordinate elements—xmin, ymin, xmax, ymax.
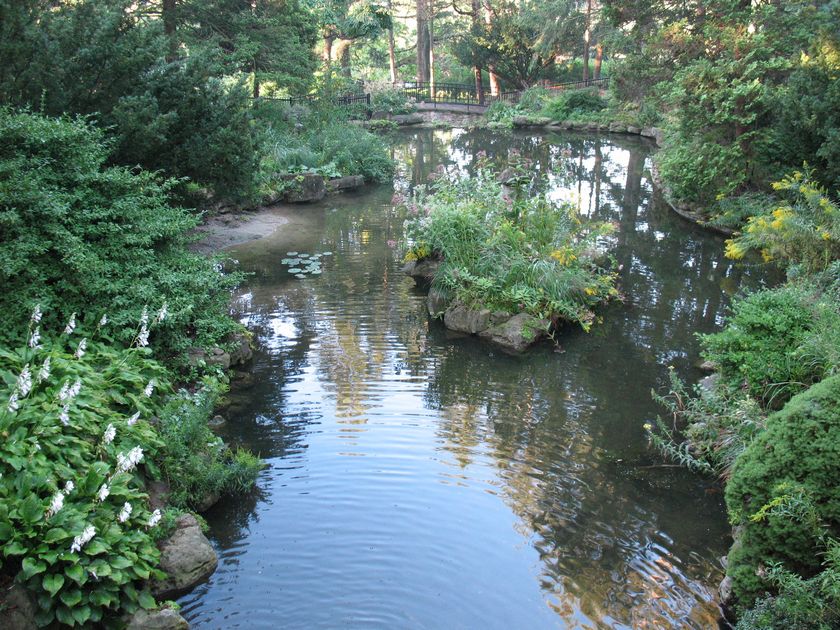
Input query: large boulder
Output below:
<box><xmin>391</xmin><ymin>113</ymin><xmax>424</xmax><ymax>126</ymax></box>
<box><xmin>279</xmin><ymin>173</ymin><xmax>326</xmax><ymax>203</ymax></box>
<box><xmin>127</xmin><ymin>608</ymin><xmax>189</xmax><ymax>630</ymax></box>
<box><xmin>426</xmin><ymin>288</ymin><xmax>451</xmax><ymax>317</ymax></box>
<box><xmin>443</xmin><ymin>303</ymin><xmax>491</xmax><ymax>334</ymax></box>
<box><xmin>402</xmin><ymin>258</ymin><xmax>440</xmax><ymax>285</ymax></box>
<box><xmin>228</xmin><ymin>332</ymin><xmax>253</xmax><ymax>367</ymax></box>
<box><xmin>327</xmin><ymin>175</ymin><xmax>365</xmax><ymax>192</ymax></box>
<box><xmin>478</xmin><ymin>313</ymin><xmax>549</xmax><ymax>353</ymax></box>
<box><xmin>152</xmin><ymin>514</ymin><xmax>218</xmax><ymax>599</ymax></box>
<box><xmin>0</xmin><ymin>584</ymin><xmax>37</xmax><ymax>630</ymax></box>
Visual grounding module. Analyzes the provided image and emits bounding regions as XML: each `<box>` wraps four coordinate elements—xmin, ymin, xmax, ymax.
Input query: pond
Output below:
<box><xmin>179</xmin><ymin>128</ymin><xmax>766</xmax><ymax>628</ymax></box>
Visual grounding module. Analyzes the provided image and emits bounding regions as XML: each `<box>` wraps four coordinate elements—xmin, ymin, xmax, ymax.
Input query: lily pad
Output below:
<box><xmin>295</xmin><ymin>274</ymin><xmax>307</xmax><ymax>279</ymax></box>
<box><xmin>321</xmin><ymin>251</ymin><xmax>333</xmax><ymax>256</ymax></box>
<box><xmin>288</xmin><ymin>268</ymin><xmax>304</xmax><ymax>274</ymax></box>
<box><xmin>299</xmin><ymin>253</ymin><xmax>310</xmax><ymax>258</ymax></box>
<box><xmin>286</xmin><ymin>251</ymin><xmax>298</xmax><ymax>256</ymax></box>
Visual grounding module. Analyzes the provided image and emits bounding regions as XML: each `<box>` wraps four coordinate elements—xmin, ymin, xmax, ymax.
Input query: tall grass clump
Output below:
<box><xmin>400</xmin><ymin>168</ymin><xmax>617</xmax><ymax>330</ymax></box>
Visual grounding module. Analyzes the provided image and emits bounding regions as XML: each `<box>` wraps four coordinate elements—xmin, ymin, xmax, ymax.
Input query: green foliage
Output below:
<box><xmin>725</xmin><ymin>375</ymin><xmax>840</xmax><ymax>608</ymax></box>
<box><xmin>541</xmin><ymin>88</ymin><xmax>608</xmax><ymax>121</ymax></box>
<box><xmin>707</xmin><ymin>192</ymin><xmax>779</xmax><ymax>232</ymax></box>
<box><xmin>156</xmin><ymin>383</ymin><xmax>263</xmax><ymax>510</ymax></box>
<box><xmin>0</xmin><ymin>325</ymin><xmax>169</xmax><ymax>626</ymax></box>
<box><xmin>646</xmin><ymin>368</ymin><xmax>765</xmax><ymax>478</ymax></box>
<box><xmin>701</xmin><ymin>283</ymin><xmax>838</xmax><ymax>407</ymax></box>
<box><xmin>723</xmin><ymin>171</ymin><xmax>840</xmax><ymax>274</ymax></box>
<box><xmin>0</xmin><ymin>110</ymin><xmax>241</xmax><ymax>358</ymax></box>
<box><xmin>369</xmin><ymin>84</ymin><xmax>417</xmax><ymax>115</ymax></box>
<box><xmin>254</xmin><ymin>106</ymin><xmax>394</xmax><ymax>198</ymax></box>
<box><xmin>400</xmin><ymin>168</ymin><xmax>617</xmax><ymax>330</ymax></box>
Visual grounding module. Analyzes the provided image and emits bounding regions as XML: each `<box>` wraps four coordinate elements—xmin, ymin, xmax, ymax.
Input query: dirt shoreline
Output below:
<box><xmin>193</xmin><ymin>205</ymin><xmax>298</xmax><ymax>253</ymax></box>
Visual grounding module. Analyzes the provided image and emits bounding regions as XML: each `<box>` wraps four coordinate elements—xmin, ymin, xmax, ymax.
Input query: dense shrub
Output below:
<box><xmin>400</xmin><ymin>168</ymin><xmax>617</xmax><ymax>330</ymax></box>
<box><xmin>0</xmin><ymin>315</ymin><xmax>261</xmax><ymax>625</ymax></box>
<box><xmin>700</xmin><ymin>284</ymin><xmax>833</xmax><ymax>407</ymax></box>
<box><xmin>369</xmin><ymin>84</ymin><xmax>417</xmax><ymax>115</ymax></box>
<box><xmin>541</xmin><ymin>88</ymin><xmax>607</xmax><ymax>121</ymax></box>
<box><xmin>724</xmin><ymin>375</ymin><xmax>840</xmax><ymax>608</ymax></box>
<box><xmin>0</xmin><ymin>110</ymin><xmax>240</xmax><ymax>357</ymax></box>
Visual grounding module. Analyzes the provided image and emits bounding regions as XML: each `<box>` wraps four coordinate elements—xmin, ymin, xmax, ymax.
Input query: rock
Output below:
<box><xmin>186</xmin><ymin>347</ymin><xmax>208</xmax><ymax>367</ymax></box>
<box><xmin>194</xmin><ymin>491</ymin><xmax>220</xmax><ymax>513</ymax></box>
<box><xmin>640</xmin><ymin>127</ymin><xmax>656</xmax><ymax>138</ymax></box>
<box><xmin>228</xmin><ymin>333</ymin><xmax>253</xmax><ymax>367</ymax></box>
<box><xmin>609</xmin><ymin>121</ymin><xmax>627</xmax><ymax>133</ymax></box>
<box><xmin>370</xmin><ymin>110</ymin><xmax>389</xmax><ymax>120</ymax></box>
<box><xmin>206</xmin><ymin>348</ymin><xmax>231</xmax><ymax>371</ymax></box>
<box><xmin>208</xmin><ymin>414</ymin><xmax>227</xmax><ymax>430</ymax></box>
<box><xmin>627</xmin><ymin>125</ymin><xmax>641</xmax><ymax>135</ymax></box>
<box><xmin>391</xmin><ymin>113</ymin><xmax>424</xmax><ymax>126</ymax></box>
<box><xmin>327</xmin><ymin>175</ymin><xmax>365</xmax><ymax>192</ymax></box>
<box><xmin>490</xmin><ymin>311</ymin><xmax>512</xmax><ymax>325</ymax></box>
<box><xmin>478</xmin><ymin>313</ymin><xmax>549</xmax><ymax>353</ymax></box>
<box><xmin>443</xmin><ymin>303</ymin><xmax>491</xmax><ymax>334</ymax></box>
<box><xmin>718</xmin><ymin>575</ymin><xmax>734</xmax><ymax>607</ymax></box>
<box><xmin>586</xmin><ymin>121</ymin><xmax>599</xmax><ymax>131</ymax></box>
<box><xmin>279</xmin><ymin>173</ymin><xmax>326</xmax><ymax>203</ymax></box>
<box><xmin>152</xmin><ymin>514</ymin><xmax>218</xmax><ymax>599</ymax></box>
<box><xmin>127</xmin><ymin>608</ymin><xmax>189</xmax><ymax>630</ymax></box>
<box><xmin>148</xmin><ymin>480</ymin><xmax>171</xmax><ymax>511</ymax></box>
<box><xmin>698</xmin><ymin>359</ymin><xmax>717</xmax><ymax>373</ymax></box>
<box><xmin>230</xmin><ymin>371</ymin><xmax>256</xmax><ymax>390</ymax></box>
<box><xmin>427</xmin><ymin>288</ymin><xmax>450</xmax><ymax>317</ymax></box>
<box><xmin>0</xmin><ymin>584</ymin><xmax>37</xmax><ymax>630</ymax></box>
<box><xmin>699</xmin><ymin>373</ymin><xmax>720</xmax><ymax>393</ymax></box>
<box><xmin>402</xmin><ymin>258</ymin><xmax>440</xmax><ymax>285</ymax></box>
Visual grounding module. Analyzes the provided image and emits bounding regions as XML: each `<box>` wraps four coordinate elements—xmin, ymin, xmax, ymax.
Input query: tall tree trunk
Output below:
<box><xmin>471</xmin><ymin>0</ymin><xmax>484</xmax><ymax>103</ymax></box>
<box><xmin>483</xmin><ymin>1</ymin><xmax>500</xmax><ymax>94</ymax></box>
<box><xmin>336</xmin><ymin>39</ymin><xmax>352</xmax><ymax>78</ymax></box>
<box><xmin>253</xmin><ymin>61</ymin><xmax>260</xmax><ymax>98</ymax></box>
<box><xmin>416</xmin><ymin>0</ymin><xmax>430</xmax><ymax>82</ymax></box>
<box><xmin>387</xmin><ymin>0</ymin><xmax>398</xmax><ymax>83</ymax></box>
<box><xmin>428</xmin><ymin>0</ymin><xmax>435</xmax><ymax>97</ymax></box>
<box><xmin>582</xmin><ymin>0</ymin><xmax>592</xmax><ymax>83</ymax></box>
<box><xmin>163</xmin><ymin>0</ymin><xmax>178</xmax><ymax>62</ymax></box>
<box><xmin>594</xmin><ymin>43</ymin><xmax>603</xmax><ymax>80</ymax></box>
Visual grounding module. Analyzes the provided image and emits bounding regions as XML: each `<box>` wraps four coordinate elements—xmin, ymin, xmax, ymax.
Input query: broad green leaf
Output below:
<box><xmin>21</xmin><ymin>557</ymin><xmax>47</xmax><ymax>579</ymax></box>
<box><xmin>42</xmin><ymin>572</ymin><xmax>65</xmax><ymax>597</ymax></box>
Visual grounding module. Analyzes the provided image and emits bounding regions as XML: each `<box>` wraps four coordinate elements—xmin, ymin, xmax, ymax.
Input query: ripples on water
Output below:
<box><xmin>179</xmin><ymin>129</ymin><xmax>765</xmax><ymax>629</ymax></box>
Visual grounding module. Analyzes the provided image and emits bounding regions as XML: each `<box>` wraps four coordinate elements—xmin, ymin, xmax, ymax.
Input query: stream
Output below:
<box><xmin>179</xmin><ymin>128</ymin><xmax>767</xmax><ymax>629</ymax></box>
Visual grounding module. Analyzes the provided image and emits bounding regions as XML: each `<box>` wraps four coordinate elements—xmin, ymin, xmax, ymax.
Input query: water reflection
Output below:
<box><xmin>181</xmin><ymin>128</ymin><xmax>765</xmax><ymax>629</ymax></box>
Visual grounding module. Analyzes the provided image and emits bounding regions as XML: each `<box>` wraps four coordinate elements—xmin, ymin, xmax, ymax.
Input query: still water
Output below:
<box><xmin>180</xmin><ymin>129</ymin><xmax>766</xmax><ymax>629</ymax></box>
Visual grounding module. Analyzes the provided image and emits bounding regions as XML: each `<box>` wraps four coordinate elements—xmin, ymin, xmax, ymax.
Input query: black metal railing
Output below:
<box><xmin>399</xmin><ymin>76</ymin><xmax>609</xmax><ymax>108</ymax></box>
<box><xmin>254</xmin><ymin>92</ymin><xmax>371</xmax><ymax>110</ymax></box>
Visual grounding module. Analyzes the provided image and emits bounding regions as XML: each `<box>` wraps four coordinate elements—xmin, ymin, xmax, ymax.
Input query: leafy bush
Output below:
<box><xmin>541</xmin><ymin>88</ymin><xmax>607</xmax><ymax>121</ymax></box>
<box><xmin>0</xmin><ymin>320</ymin><xmax>169</xmax><ymax>626</ymax></box>
<box><xmin>400</xmin><ymin>168</ymin><xmax>617</xmax><ymax>330</ymax></box>
<box><xmin>701</xmin><ymin>284</ymin><xmax>835</xmax><ymax>407</ymax></box>
<box><xmin>0</xmin><ymin>315</ymin><xmax>262</xmax><ymax>625</ymax></box>
<box><xmin>370</xmin><ymin>84</ymin><xmax>417</xmax><ymax>115</ymax></box>
<box><xmin>724</xmin><ymin>170</ymin><xmax>840</xmax><ymax>273</ymax></box>
<box><xmin>657</xmin><ymin>134</ymin><xmax>747</xmax><ymax>205</ymax></box>
<box><xmin>0</xmin><ymin>110</ymin><xmax>241</xmax><ymax>358</ymax></box>
<box><xmin>708</xmin><ymin>192</ymin><xmax>780</xmax><ymax>231</ymax></box>
<box><xmin>157</xmin><ymin>382</ymin><xmax>263</xmax><ymax>510</ymax></box>
<box><xmin>645</xmin><ymin>368</ymin><xmax>765</xmax><ymax>478</ymax></box>
<box><xmin>725</xmin><ymin>375</ymin><xmax>840</xmax><ymax>608</ymax></box>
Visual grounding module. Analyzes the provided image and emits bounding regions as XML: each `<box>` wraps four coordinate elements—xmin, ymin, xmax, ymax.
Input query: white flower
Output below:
<box><xmin>118</xmin><ymin>502</ymin><xmax>132</xmax><ymax>523</ymax></box>
<box><xmin>28</xmin><ymin>327</ymin><xmax>41</xmax><ymax>349</ymax></box>
<box><xmin>155</xmin><ymin>303</ymin><xmax>168</xmax><ymax>324</ymax></box>
<box><xmin>70</xmin><ymin>525</ymin><xmax>96</xmax><ymax>553</ymax></box>
<box><xmin>136</xmin><ymin>324</ymin><xmax>149</xmax><ymax>348</ymax></box>
<box><xmin>63</xmin><ymin>312</ymin><xmax>77</xmax><ymax>335</ymax></box>
<box><xmin>31</xmin><ymin>305</ymin><xmax>42</xmax><ymax>324</ymax></box>
<box><xmin>140</xmin><ymin>306</ymin><xmax>149</xmax><ymax>326</ymax></box>
<box><xmin>97</xmin><ymin>483</ymin><xmax>110</xmax><ymax>502</ymax></box>
<box><xmin>102</xmin><ymin>423</ymin><xmax>116</xmax><ymax>445</ymax></box>
<box><xmin>7</xmin><ymin>392</ymin><xmax>19</xmax><ymax>413</ymax></box>
<box><xmin>69</xmin><ymin>379</ymin><xmax>81</xmax><ymax>399</ymax></box>
<box><xmin>116</xmin><ymin>446</ymin><xmax>144</xmax><ymax>473</ymax></box>
<box><xmin>127</xmin><ymin>411</ymin><xmax>140</xmax><ymax>426</ymax></box>
<box><xmin>38</xmin><ymin>357</ymin><xmax>50</xmax><ymax>383</ymax></box>
<box><xmin>147</xmin><ymin>509</ymin><xmax>162</xmax><ymax>528</ymax></box>
<box><xmin>59</xmin><ymin>404</ymin><xmax>70</xmax><ymax>426</ymax></box>
<box><xmin>46</xmin><ymin>491</ymin><xmax>64</xmax><ymax>518</ymax></box>
<box><xmin>63</xmin><ymin>480</ymin><xmax>75</xmax><ymax>494</ymax></box>
<box><xmin>143</xmin><ymin>379</ymin><xmax>155</xmax><ymax>398</ymax></box>
<box><xmin>17</xmin><ymin>365</ymin><xmax>32</xmax><ymax>397</ymax></box>
<box><xmin>99</xmin><ymin>313</ymin><xmax>108</xmax><ymax>327</ymax></box>
<box><xmin>74</xmin><ymin>338</ymin><xmax>87</xmax><ymax>359</ymax></box>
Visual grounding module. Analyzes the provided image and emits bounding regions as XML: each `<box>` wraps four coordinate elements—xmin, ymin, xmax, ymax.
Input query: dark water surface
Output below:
<box><xmin>179</xmin><ymin>129</ymin><xmax>766</xmax><ymax>629</ymax></box>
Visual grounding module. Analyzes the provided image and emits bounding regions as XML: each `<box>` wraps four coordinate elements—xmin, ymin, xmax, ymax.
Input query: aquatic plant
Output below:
<box><xmin>399</xmin><ymin>168</ymin><xmax>617</xmax><ymax>330</ymax></box>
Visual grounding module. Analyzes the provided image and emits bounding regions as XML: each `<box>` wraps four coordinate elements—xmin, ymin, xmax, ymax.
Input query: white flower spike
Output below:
<box><xmin>74</xmin><ymin>338</ymin><xmax>87</xmax><ymax>359</ymax></box>
<box><xmin>38</xmin><ymin>357</ymin><xmax>50</xmax><ymax>383</ymax></box>
<box><xmin>63</xmin><ymin>313</ymin><xmax>77</xmax><ymax>335</ymax></box>
<box><xmin>70</xmin><ymin>525</ymin><xmax>96</xmax><ymax>553</ymax></box>
<box><xmin>102</xmin><ymin>424</ymin><xmax>116</xmax><ymax>445</ymax></box>
<box><xmin>118</xmin><ymin>502</ymin><xmax>132</xmax><ymax>523</ymax></box>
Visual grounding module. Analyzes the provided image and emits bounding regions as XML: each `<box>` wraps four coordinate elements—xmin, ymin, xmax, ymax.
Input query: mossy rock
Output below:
<box><xmin>724</xmin><ymin>374</ymin><xmax>840</xmax><ymax>608</ymax></box>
